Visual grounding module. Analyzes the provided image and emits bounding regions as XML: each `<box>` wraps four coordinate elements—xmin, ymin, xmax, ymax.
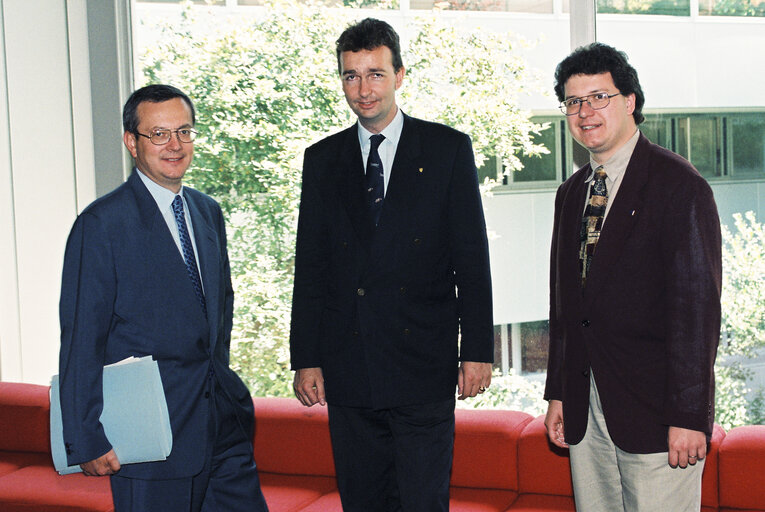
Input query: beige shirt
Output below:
<box><xmin>583</xmin><ymin>129</ymin><xmax>640</xmax><ymax>226</ymax></box>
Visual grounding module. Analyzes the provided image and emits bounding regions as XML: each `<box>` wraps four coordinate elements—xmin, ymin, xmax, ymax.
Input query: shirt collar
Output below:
<box><xmin>135</xmin><ymin>167</ymin><xmax>185</xmax><ymax>212</ymax></box>
<box><xmin>357</xmin><ymin>107</ymin><xmax>404</xmax><ymax>149</ymax></box>
<box><xmin>586</xmin><ymin>129</ymin><xmax>640</xmax><ymax>183</ymax></box>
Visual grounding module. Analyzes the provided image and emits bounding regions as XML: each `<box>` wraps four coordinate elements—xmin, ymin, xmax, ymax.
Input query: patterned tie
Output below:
<box><xmin>172</xmin><ymin>195</ymin><xmax>207</xmax><ymax>317</ymax></box>
<box><xmin>580</xmin><ymin>166</ymin><xmax>608</xmax><ymax>287</ymax></box>
<box><xmin>366</xmin><ymin>134</ymin><xmax>385</xmax><ymax>226</ymax></box>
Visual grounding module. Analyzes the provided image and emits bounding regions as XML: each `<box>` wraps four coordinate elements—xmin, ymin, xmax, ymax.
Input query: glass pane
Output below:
<box><xmin>597</xmin><ymin>0</ymin><xmax>690</xmax><ymax>15</ymax></box>
<box><xmin>521</xmin><ymin>320</ymin><xmax>549</xmax><ymax>373</ymax></box>
<box><xmin>640</xmin><ymin>116</ymin><xmax>671</xmax><ymax>151</ymax></box>
<box><xmin>411</xmin><ymin>0</ymin><xmax>553</xmax><ymax>12</ymax></box>
<box><xmin>513</xmin><ymin>122</ymin><xmax>557</xmax><ymax>182</ymax></box>
<box><xmin>699</xmin><ymin>0</ymin><xmax>765</xmax><ymax>16</ymax></box>
<box><xmin>688</xmin><ymin>117</ymin><xmax>722</xmax><ymax>178</ymax></box>
<box><xmin>477</xmin><ymin>156</ymin><xmax>501</xmax><ymax>184</ymax></box>
<box><xmin>730</xmin><ymin>114</ymin><xmax>765</xmax><ymax>177</ymax></box>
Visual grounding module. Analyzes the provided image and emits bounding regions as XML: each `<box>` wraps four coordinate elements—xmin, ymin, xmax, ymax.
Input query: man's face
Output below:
<box><xmin>564</xmin><ymin>72</ymin><xmax>637</xmax><ymax>164</ymax></box>
<box><xmin>340</xmin><ymin>45</ymin><xmax>405</xmax><ymax>134</ymax></box>
<box><xmin>123</xmin><ymin>97</ymin><xmax>194</xmax><ymax>193</ymax></box>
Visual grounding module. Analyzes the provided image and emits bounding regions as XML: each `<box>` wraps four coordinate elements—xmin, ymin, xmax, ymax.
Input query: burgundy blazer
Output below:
<box><xmin>544</xmin><ymin>134</ymin><xmax>722</xmax><ymax>453</ymax></box>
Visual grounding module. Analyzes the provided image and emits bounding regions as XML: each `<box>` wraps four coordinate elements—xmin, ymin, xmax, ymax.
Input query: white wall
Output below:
<box><xmin>0</xmin><ymin>0</ymin><xmax>131</xmax><ymax>384</ymax></box>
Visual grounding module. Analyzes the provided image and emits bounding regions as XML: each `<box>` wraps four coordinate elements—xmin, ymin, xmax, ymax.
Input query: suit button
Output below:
<box><xmin>357</xmin><ymin>288</ymin><xmax>365</xmax><ymax>296</ymax></box>
<box><xmin>352</xmin><ymin>330</ymin><xmax>359</xmax><ymax>336</ymax></box>
<box><xmin>342</xmin><ymin>241</ymin><xmax>348</xmax><ymax>249</ymax></box>
<box><xmin>413</xmin><ymin>238</ymin><xmax>421</xmax><ymax>245</ymax></box>
<box><xmin>581</xmin><ymin>319</ymin><xmax>590</xmax><ymax>327</ymax></box>
<box><xmin>399</xmin><ymin>287</ymin><xmax>406</xmax><ymax>295</ymax></box>
<box><xmin>403</xmin><ymin>328</ymin><xmax>410</xmax><ymax>336</ymax></box>
<box><xmin>582</xmin><ymin>369</ymin><xmax>590</xmax><ymax>377</ymax></box>
<box><xmin>204</xmin><ymin>391</ymin><xmax>210</xmax><ymax>399</ymax></box>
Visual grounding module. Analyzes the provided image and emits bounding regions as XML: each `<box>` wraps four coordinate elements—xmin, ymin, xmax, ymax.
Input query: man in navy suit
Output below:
<box><xmin>290</xmin><ymin>18</ymin><xmax>494</xmax><ymax>511</ymax></box>
<box><xmin>58</xmin><ymin>85</ymin><xmax>268</xmax><ymax>512</ymax></box>
<box><xmin>543</xmin><ymin>43</ymin><xmax>721</xmax><ymax>511</ymax></box>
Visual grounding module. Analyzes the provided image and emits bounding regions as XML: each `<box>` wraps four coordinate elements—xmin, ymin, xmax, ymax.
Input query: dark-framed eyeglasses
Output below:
<box><xmin>135</xmin><ymin>128</ymin><xmax>198</xmax><ymax>145</ymax></box>
<box><xmin>560</xmin><ymin>92</ymin><xmax>621</xmax><ymax>116</ymax></box>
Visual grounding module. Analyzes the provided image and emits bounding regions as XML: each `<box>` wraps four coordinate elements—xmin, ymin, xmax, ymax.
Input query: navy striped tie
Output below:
<box><xmin>366</xmin><ymin>134</ymin><xmax>385</xmax><ymax>226</ymax></box>
<box><xmin>172</xmin><ymin>195</ymin><xmax>207</xmax><ymax>317</ymax></box>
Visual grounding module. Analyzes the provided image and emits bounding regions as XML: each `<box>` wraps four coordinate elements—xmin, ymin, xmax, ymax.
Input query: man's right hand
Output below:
<box><xmin>293</xmin><ymin>367</ymin><xmax>326</xmax><ymax>407</ymax></box>
<box><xmin>544</xmin><ymin>399</ymin><xmax>568</xmax><ymax>449</ymax></box>
<box><xmin>80</xmin><ymin>449</ymin><xmax>120</xmax><ymax>476</ymax></box>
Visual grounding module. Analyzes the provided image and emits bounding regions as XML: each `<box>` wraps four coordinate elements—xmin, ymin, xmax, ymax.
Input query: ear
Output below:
<box><xmin>625</xmin><ymin>93</ymin><xmax>636</xmax><ymax>115</ymax></box>
<box><xmin>123</xmin><ymin>131</ymin><xmax>138</xmax><ymax>159</ymax></box>
<box><xmin>395</xmin><ymin>66</ymin><xmax>406</xmax><ymax>90</ymax></box>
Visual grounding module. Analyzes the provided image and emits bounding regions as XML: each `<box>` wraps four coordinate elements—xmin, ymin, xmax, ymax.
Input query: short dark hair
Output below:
<box><xmin>554</xmin><ymin>42</ymin><xmax>645</xmax><ymax>125</ymax></box>
<box><xmin>122</xmin><ymin>84</ymin><xmax>196</xmax><ymax>134</ymax></box>
<box><xmin>335</xmin><ymin>18</ymin><xmax>403</xmax><ymax>75</ymax></box>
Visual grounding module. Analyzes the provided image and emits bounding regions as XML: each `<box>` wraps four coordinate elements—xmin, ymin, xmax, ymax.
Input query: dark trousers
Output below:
<box><xmin>328</xmin><ymin>397</ymin><xmax>456</xmax><ymax>512</ymax></box>
<box><xmin>111</xmin><ymin>381</ymin><xmax>268</xmax><ymax>512</ymax></box>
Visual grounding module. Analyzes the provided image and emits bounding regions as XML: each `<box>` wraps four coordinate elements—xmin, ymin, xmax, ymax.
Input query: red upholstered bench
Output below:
<box><xmin>252</xmin><ymin>397</ymin><xmax>535</xmax><ymax>511</ymax></box>
<box><xmin>719</xmin><ymin>425</ymin><xmax>765</xmax><ymax>512</ymax></box>
<box><xmin>1</xmin><ymin>380</ymin><xmax>761</xmax><ymax>512</ymax></box>
<box><xmin>0</xmin><ymin>382</ymin><xmax>113</xmax><ymax>512</ymax></box>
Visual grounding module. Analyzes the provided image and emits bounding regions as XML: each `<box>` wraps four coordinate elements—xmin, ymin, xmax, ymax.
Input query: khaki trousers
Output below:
<box><xmin>568</xmin><ymin>373</ymin><xmax>704</xmax><ymax>512</ymax></box>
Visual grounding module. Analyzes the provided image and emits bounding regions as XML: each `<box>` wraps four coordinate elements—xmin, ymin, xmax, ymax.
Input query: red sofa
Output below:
<box><xmin>1</xmin><ymin>381</ymin><xmax>763</xmax><ymax>511</ymax></box>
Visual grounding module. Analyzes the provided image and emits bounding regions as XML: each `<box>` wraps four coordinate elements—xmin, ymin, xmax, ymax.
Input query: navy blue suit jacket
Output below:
<box><xmin>59</xmin><ymin>170</ymin><xmax>253</xmax><ymax>479</ymax></box>
<box><xmin>290</xmin><ymin>114</ymin><xmax>494</xmax><ymax>410</ymax></box>
<box><xmin>544</xmin><ymin>134</ymin><xmax>722</xmax><ymax>453</ymax></box>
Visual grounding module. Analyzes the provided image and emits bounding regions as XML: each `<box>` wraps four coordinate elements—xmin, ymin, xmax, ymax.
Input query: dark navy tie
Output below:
<box><xmin>366</xmin><ymin>134</ymin><xmax>385</xmax><ymax>226</ymax></box>
<box><xmin>172</xmin><ymin>195</ymin><xmax>207</xmax><ymax>317</ymax></box>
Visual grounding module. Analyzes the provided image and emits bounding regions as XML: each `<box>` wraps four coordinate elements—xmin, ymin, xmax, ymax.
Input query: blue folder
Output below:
<box><xmin>50</xmin><ymin>356</ymin><xmax>173</xmax><ymax>475</ymax></box>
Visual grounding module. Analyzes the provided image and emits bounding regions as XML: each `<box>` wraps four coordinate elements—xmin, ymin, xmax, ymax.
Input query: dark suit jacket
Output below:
<box><xmin>544</xmin><ymin>133</ymin><xmax>722</xmax><ymax>453</ymax></box>
<box><xmin>290</xmin><ymin>114</ymin><xmax>494</xmax><ymax>410</ymax></box>
<box><xmin>59</xmin><ymin>170</ymin><xmax>254</xmax><ymax>479</ymax></box>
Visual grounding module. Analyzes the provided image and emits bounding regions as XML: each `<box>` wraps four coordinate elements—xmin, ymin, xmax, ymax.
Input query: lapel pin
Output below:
<box><xmin>631</xmin><ymin>210</ymin><xmax>636</xmax><ymax>216</ymax></box>
<box><xmin>418</xmin><ymin>168</ymin><xmax>423</xmax><ymax>173</ymax></box>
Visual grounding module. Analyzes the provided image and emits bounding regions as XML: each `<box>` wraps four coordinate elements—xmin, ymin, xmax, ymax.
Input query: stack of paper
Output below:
<box><xmin>50</xmin><ymin>356</ymin><xmax>173</xmax><ymax>475</ymax></box>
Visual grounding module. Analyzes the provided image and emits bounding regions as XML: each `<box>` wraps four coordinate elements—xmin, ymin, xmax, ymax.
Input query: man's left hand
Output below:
<box><xmin>668</xmin><ymin>426</ymin><xmax>707</xmax><ymax>468</ymax></box>
<box><xmin>457</xmin><ymin>361</ymin><xmax>492</xmax><ymax>400</ymax></box>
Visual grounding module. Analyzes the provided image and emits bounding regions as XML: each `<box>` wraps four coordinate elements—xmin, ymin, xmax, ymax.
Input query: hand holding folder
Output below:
<box><xmin>50</xmin><ymin>356</ymin><xmax>173</xmax><ymax>475</ymax></box>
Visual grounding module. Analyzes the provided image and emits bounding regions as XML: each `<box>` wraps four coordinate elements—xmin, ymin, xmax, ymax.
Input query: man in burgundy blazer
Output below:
<box><xmin>544</xmin><ymin>43</ymin><xmax>721</xmax><ymax>511</ymax></box>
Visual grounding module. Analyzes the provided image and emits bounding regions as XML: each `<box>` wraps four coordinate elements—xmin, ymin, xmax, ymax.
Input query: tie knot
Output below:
<box><xmin>370</xmin><ymin>134</ymin><xmax>385</xmax><ymax>151</ymax></box>
<box><xmin>172</xmin><ymin>194</ymin><xmax>184</xmax><ymax>214</ymax></box>
<box><xmin>593</xmin><ymin>166</ymin><xmax>607</xmax><ymax>181</ymax></box>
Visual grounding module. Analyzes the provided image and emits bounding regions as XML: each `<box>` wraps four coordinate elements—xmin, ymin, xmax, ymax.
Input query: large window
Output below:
<box><xmin>483</xmin><ymin>111</ymin><xmax>765</xmax><ymax>187</ymax></box>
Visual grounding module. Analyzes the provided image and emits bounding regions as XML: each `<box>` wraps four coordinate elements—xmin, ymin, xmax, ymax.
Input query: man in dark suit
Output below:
<box><xmin>290</xmin><ymin>18</ymin><xmax>494</xmax><ymax>511</ymax></box>
<box><xmin>58</xmin><ymin>85</ymin><xmax>268</xmax><ymax>512</ymax></box>
<box><xmin>543</xmin><ymin>43</ymin><xmax>721</xmax><ymax>511</ymax></box>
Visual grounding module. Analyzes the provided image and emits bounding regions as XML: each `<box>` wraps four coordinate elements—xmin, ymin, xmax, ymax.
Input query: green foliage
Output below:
<box><xmin>596</xmin><ymin>0</ymin><xmax>690</xmax><ymax>15</ymax></box>
<box><xmin>138</xmin><ymin>0</ymin><xmax>545</xmax><ymax>397</ymax></box>
<box><xmin>707</xmin><ymin>0</ymin><xmax>765</xmax><ymax>16</ymax></box>
<box><xmin>402</xmin><ymin>15</ymin><xmax>549</xmax><ymax>171</ymax></box>
<box><xmin>716</xmin><ymin>211</ymin><xmax>765</xmax><ymax>427</ymax></box>
<box><xmin>456</xmin><ymin>371</ymin><xmax>547</xmax><ymax>416</ymax></box>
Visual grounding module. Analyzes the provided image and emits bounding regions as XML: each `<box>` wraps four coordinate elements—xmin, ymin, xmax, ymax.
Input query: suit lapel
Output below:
<box><xmin>129</xmin><ymin>173</ymin><xmax>186</xmax><ymax>274</ymax></box>
<box><xmin>367</xmin><ymin>115</ymin><xmax>422</xmax><ymax>270</ymax></box>
<box><xmin>335</xmin><ymin>126</ymin><xmax>375</xmax><ymax>253</ymax></box>
<box><xmin>128</xmin><ymin>172</ymin><xmax>207</xmax><ymax>324</ymax></box>
<box><xmin>184</xmin><ymin>191</ymin><xmax>220</xmax><ymax>348</ymax></box>
<box><xmin>583</xmin><ymin>135</ymin><xmax>650</xmax><ymax>303</ymax></box>
<box><xmin>555</xmin><ymin>166</ymin><xmax>589</xmax><ymax>302</ymax></box>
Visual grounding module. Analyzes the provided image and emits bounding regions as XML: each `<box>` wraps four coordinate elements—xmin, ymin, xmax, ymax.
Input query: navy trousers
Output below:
<box><xmin>328</xmin><ymin>397</ymin><xmax>455</xmax><ymax>512</ymax></box>
<box><xmin>111</xmin><ymin>380</ymin><xmax>268</xmax><ymax>512</ymax></box>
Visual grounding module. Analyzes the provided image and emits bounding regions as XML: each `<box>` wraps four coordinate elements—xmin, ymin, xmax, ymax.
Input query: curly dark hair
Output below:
<box><xmin>335</xmin><ymin>18</ymin><xmax>403</xmax><ymax>75</ymax></box>
<box><xmin>554</xmin><ymin>43</ymin><xmax>645</xmax><ymax>125</ymax></box>
<box><xmin>122</xmin><ymin>84</ymin><xmax>196</xmax><ymax>134</ymax></box>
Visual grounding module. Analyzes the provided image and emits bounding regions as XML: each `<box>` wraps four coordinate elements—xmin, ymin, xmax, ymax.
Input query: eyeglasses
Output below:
<box><xmin>560</xmin><ymin>92</ymin><xmax>621</xmax><ymax>116</ymax></box>
<box><xmin>135</xmin><ymin>128</ymin><xmax>198</xmax><ymax>145</ymax></box>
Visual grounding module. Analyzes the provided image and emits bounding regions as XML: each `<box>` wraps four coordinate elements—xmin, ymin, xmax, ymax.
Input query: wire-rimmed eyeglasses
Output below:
<box><xmin>135</xmin><ymin>128</ymin><xmax>198</xmax><ymax>145</ymax></box>
<box><xmin>560</xmin><ymin>92</ymin><xmax>621</xmax><ymax>116</ymax></box>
